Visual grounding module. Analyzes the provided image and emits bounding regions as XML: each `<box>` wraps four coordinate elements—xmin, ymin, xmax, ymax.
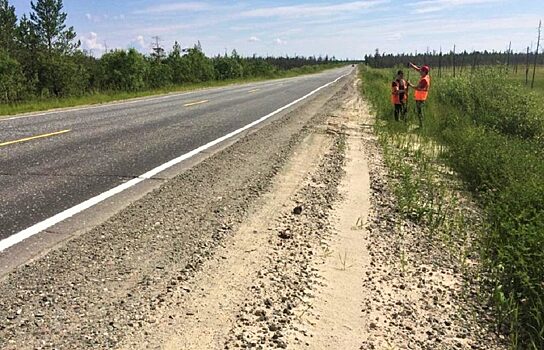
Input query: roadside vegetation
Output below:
<box><xmin>0</xmin><ymin>0</ymin><xmax>345</xmax><ymax>116</ymax></box>
<box><xmin>360</xmin><ymin>65</ymin><xmax>544</xmax><ymax>349</ymax></box>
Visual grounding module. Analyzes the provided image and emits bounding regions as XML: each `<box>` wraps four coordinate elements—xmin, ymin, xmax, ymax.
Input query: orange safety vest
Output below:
<box><xmin>391</xmin><ymin>79</ymin><xmax>408</xmax><ymax>105</ymax></box>
<box><xmin>414</xmin><ymin>75</ymin><xmax>431</xmax><ymax>101</ymax></box>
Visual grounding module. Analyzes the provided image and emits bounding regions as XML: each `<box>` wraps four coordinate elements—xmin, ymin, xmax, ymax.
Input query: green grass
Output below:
<box><xmin>360</xmin><ymin>64</ymin><xmax>544</xmax><ymax>349</ymax></box>
<box><xmin>422</xmin><ymin>65</ymin><xmax>544</xmax><ymax>92</ymax></box>
<box><xmin>507</xmin><ymin>65</ymin><xmax>544</xmax><ymax>91</ymax></box>
<box><xmin>0</xmin><ymin>64</ymin><xmax>342</xmax><ymax>117</ymax></box>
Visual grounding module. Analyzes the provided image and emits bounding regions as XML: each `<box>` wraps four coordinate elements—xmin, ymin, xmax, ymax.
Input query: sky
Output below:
<box><xmin>9</xmin><ymin>0</ymin><xmax>544</xmax><ymax>59</ymax></box>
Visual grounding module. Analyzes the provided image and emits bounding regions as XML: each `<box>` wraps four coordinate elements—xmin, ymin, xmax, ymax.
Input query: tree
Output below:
<box><xmin>0</xmin><ymin>0</ymin><xmax>17</xmax><ymax>55</ymax></box>
<box><xmin>99</xmin><ymin>49</ymin><xmax>148</xmax><ymax>91</ymax></box>
<box><xmin>171</xmin><ymin>41</ymin><xmax>182</xmax><ymax>58</ymax></box>
<box><xmin>213</xmin><ymin>51</ymin><xmax>243</xmax><ymax>80</ymax></box>
<box><xmin>147</xmin><ymin>59</ymin><xmax>172</xmax><ymax>88</ymax></box>
<box><xmin>167</xmin><ymin>41</ymin><xmax>192</xmax><ymax>84</ymax></box>
<box><xmin>185</xmin><ymin>45</ymin><xmax>214</xmax><ymax>82</ymax></box>
<box><xmin>16</xmin><ymin>14</ymin><xmax>39</xmax><ymax>91</ymax></box>
<box><xmin>30</xmin><ymin>0</ymin><xmax>79</xmax><ymax>54</ymax></box>
<box><xmin>0</xmin><ymin>52</ymin><xmax>27</xmax><ymax>103</ymax></box>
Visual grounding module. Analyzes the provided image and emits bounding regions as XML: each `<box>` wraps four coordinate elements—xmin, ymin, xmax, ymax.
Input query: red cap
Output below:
<box><xmin>421</xmin><ymin>65</ymin><xmax>430</xmax><ymax>73</ymax></box>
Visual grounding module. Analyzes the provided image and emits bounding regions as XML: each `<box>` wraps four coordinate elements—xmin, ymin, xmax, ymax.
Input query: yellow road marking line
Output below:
<box><xmin>248</xmin><ymin>89</ymin><xmax>260</xmax><ymax>93</ymax></box>
<box><xmin>184</xmin><ymin>99</ymin><xmax>209</xmax><ymax>107</ymax></box>
<box><xmin>0</xmin><ymin>129</ymin><xmax>71</xmax><ymax>147</ymax></box>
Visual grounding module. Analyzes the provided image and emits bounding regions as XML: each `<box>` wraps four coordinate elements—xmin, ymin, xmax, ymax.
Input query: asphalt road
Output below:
<box><xmin>0</xmin><ymin>67</ymin><xmax>351</xmax><ymax>242</ymax></box>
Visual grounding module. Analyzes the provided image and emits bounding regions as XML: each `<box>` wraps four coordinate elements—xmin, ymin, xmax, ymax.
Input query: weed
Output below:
<box><xmin>338</xmin><ymin>251</ymin><xmax>354</xmax><ymax>271</ymax></box>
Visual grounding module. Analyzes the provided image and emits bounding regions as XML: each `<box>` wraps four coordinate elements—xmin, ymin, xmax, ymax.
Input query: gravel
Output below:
<box><xmin>223</xmin><ymin>134</ymin><xmax>346</xmax><ymax>349</ymax></box>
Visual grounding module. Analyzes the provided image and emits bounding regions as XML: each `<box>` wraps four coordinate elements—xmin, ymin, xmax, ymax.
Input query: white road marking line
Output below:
<box><xmin>0</xmin><ymin>72</ymin><xmax>349</xmax><ymax>252</ymax></box>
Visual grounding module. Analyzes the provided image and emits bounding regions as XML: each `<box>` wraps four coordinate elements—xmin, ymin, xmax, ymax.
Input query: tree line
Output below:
<box><xmin>365</xmin><ymin>48</ymin><xmax>543</xmax><ymax>70</ymax></box>
<box><xmin>0</xmin><ymin>0</ymin><xmax>343</xmax><ymax>104</ymax></box>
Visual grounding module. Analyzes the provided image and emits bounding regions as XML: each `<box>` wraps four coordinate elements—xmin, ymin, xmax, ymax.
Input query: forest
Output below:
<box><xmin>365</xmin><ymin>48</ymin><xmax>543</xmax><ymax>74</ymax></box>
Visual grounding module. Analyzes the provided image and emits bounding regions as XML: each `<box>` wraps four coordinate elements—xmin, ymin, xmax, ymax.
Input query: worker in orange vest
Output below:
<box><xmin>391</xmin><ymin>70</ymin><xmax>408</xmax><ymax>122</ymax></box>
<box><xmin>408</xmin><ymin>63</ymin><xmax>431</xmax><ymax>128</ymax></box>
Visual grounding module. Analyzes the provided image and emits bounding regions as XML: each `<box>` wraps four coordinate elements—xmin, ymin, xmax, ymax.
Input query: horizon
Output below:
<box><xmin>8</xmin><ymin>0</ymin><xmax>544</xmax><ymax>59</ymax></box>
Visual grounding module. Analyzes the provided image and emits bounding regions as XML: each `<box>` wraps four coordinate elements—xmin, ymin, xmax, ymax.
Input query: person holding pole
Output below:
<box><xmin>391</xmin><ymin>70</ymin><xmax>408</xmax><ymax>122</ymax></box>
<box><xmin>408</xmin><ymin>63</ymin><xmax>431</xmax><ymax>128</ymax></box>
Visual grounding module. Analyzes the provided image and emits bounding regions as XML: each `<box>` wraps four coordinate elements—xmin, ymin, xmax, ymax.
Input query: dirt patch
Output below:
<box><xmin>287</xmin><ymin>79</ymin><xmax>372</xmax><ymax>349</ymax></box>
<box><xmin>118</xmin><ymin>131</ymin><xmax>332</xmax><ymax>350</ymax></box>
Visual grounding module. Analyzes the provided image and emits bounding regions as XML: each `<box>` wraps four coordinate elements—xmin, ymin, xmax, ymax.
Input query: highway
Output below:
<box><xmin>0</xmin><ymin>67</ymin><xmax>351</xmax><ymax>247</ymax></box>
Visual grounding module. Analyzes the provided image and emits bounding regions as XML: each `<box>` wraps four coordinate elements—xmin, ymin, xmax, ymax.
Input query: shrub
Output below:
<box><xmin>0</xmin><ymin>52</ymin><xmax>28</xmax><ymax>103</ymax></box>
<box><xmin>99</xmin><ymin>49</ymin><xmax>148</xmax><ymax>91</ymax></box>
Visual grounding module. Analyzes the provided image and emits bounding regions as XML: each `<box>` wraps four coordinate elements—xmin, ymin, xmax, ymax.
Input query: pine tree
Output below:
<box><xmin>171</xmin><ymin>41</ymin><xmax>182</xmax><ymax>58</ymax></box>
<box><xmin>0</xmin><ymin>0</ymin><xmax>17</xmax><ymax>55</ymax></box>
<box><xmin>30</xmin><ymin>0</ymin><xmax>78</xmax><ymax>54</ymax></box>
<box><xmin>16</xmin><ymin>14</ymin><xmax>40</xmax><ymax>84</ymax></box>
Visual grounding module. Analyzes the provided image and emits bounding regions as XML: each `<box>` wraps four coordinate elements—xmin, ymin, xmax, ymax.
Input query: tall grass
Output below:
<box><xmin>360</xmin><ymin>65</ymin><xmax>544</xmax><ymax>349</ymax></box>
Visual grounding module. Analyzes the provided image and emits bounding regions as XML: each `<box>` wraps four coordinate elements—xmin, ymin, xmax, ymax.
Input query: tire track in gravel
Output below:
<box><xmin>287</xmin><ymin>78</ymin><xmax>372</xmax><ymax>349</ymax></box>
<box><xmin>118</xmin><ymin>130</ymin><xmax>332</xmax><ymax>350</ymax></box>
<box><xmin>0</xmin><ymin>74</ymin><xmax>351</xmax><ymax>349</ymax></box>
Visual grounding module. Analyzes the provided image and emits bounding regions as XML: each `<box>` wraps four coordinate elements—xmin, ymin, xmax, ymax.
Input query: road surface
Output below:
<box><xmin>0</xmin><ymin>67</ymin><xmax>351</xmax><ymax>245</ymax></box>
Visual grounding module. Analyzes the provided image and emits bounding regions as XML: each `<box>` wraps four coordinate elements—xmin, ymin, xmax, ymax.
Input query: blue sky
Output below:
<box><xmin>9</xmin><ymin>0</ymin><xmax>544</xmax><ymax>58</ymax></box>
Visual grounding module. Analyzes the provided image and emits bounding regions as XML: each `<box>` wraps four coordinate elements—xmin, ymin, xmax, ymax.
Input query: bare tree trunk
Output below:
<box><xmin>472</xmin><ymin>51</ymin><xmax>478</xmax><ymax>74</ymax></box>
<box><xmin>506</xmin><ymin>41</ymin><xmax>511</xmax><ymax>74</ymax></box>
<box><xmin>531</xmin><ymin>20</ymin><xmax>542</xmax><ymax>89</ymax></box>
<box><xmin>438</xmin><ymin>48</ymin><xmax>442</xmax><ymax>78</ymax></box>
<box><xmin>526</xmin><ymin>46</ymin><xmax>531</xmax><ymax>85</ymax></box>
<box><xmin>453</xmin><ymin>45</ymin><xmax>456</xmax><ymax>77</ymax></box>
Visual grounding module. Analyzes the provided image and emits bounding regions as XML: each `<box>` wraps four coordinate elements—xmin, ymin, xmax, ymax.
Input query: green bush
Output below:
<box><xmin>146</xmin><ymin>61</ymin><xmax>173</xmax><ymax>89</ymax></box>
<box><xmin>213</xmin><ymin>55</ymin><xmax>244</xmax><ymax>80</ymax></box>
<box><xmin>0</xmin><ymin>52</ymin><xmax>27</xmax><ymax>102</ymax></box>
<box><xmin>440</xmin><ymin>69</ymin><xmax>544</xmax><ymax>141</ymax></box>
<box><xmin>99</xmin><ymin>49</ymin><xmax>148</xmax><ymax>91</ymax></box>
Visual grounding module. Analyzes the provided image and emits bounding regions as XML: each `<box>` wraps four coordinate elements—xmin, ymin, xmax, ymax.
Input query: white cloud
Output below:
<box><xmin>410</xmin><ymin>0</ymin><xmax>502</xmax><ymax>14</ymax></box>
<box><xmin>240</xmin><ymin>0</ymin><xmax>387</xmax><ymax>18</ymax></box>
<box><xmin>85</xmin><ymin>13</ymin><xmax>125</xmax><ymax>22</ymax></box>
<box><xmin>249</xmin><ymin>36</ymin><xmax>260</xmax><ymax>42</ymax></box>
<box><xmin>136</xmin><ymin>35</ymin><xmax>146</xmax><ymax>48</ymax></box>
<box><xmin>128</xmin><ymin>35</ymin><xmax>147</xmax><ymax>51</ymax></box>
<box><xmin>85</xmin><ymin>13</ymin><xmax>102</xmax><ymax>22</ymax></box>
<box><xmin>134</xmin><ymin>2</ymin><xmax>209</xmax><ymax>14</ymax></box>
<box><xmin>387</xmin><ymin>33</ymin><xmax>402</xmax><ymax>41</ymax></box>
<box><xmin>82</xmin><ymin>32</ymin><xmax>105</xmax><ymax>52</ymax></box>
<box><xmin>273</xmin><ymin>38</ymin><xmax>287</xmax><ymax>45</ymax></box>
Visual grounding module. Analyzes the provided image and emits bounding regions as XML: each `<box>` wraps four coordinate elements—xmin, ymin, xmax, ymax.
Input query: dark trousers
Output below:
<box><xmin>416</xmin><ymin>100</ymin><xmax>425</xmax><ymax>127</ymax></box>
<box><xmin>394</xmin><ymin>103</ymin><xmax>407</xmax><ymax>122</ymax></box>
